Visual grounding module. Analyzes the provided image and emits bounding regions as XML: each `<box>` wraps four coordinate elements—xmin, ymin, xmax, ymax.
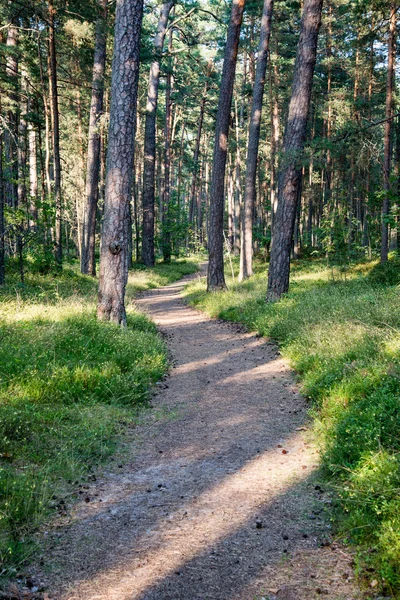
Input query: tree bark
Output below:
<box><xmin>0</xmin><ymin>111</ymin><xmax>5</xmax><ymax>285</ymax></box>
<box><xmin>162</xmin><ymin>25</ymin><xmax>174</xmax><ymax>263</ymax></box>
<box><xmin>381</xmin><ymin>3</ymin><xmax>396</xmax><ymax>264</ymax></box>
<box><xmin>28</xmin><ymin>102</ymin><xmax>38</xmax><ymax>226</ymax></box>
<box><xmin>81</xmin><ymin>0</ymin><xmax>108</xmax><ymax>276</ymax></box>
<box><xmin>207</xmin><ymin>0</ymin><xmax>246</xmax><ymax>292</ymax></box>
<box><xmin>4</xmin><ymin>22</ymin><xmax>18</xmax><ymax>209</ymax></box>
<box><xmin>18</xmin><ymin>69</ymin><xmax>28</xmax><ymax>209</ymax></box>
<box><xmin>48</xmin><ymin>0</ymin><xmax>62</xmax><ymax>266</ymax></box>
<box><xmin>266</xmin><ymin>0</ymin><xmax>323</xmax><ymax>301</ymax></box>
<box><xmin>97</xmin><ymin>0</ymin><xmax>144</xmax><ymax>325</ymax></box>
<box><xmin>239</xmin><ymin>0</ymin><xmax>274</xmax><ymax>280</ymax></box>
<box><xmin>141</xmin><ymin>0</ymin><xmax>175</xmax><ymax>266</ymax></box>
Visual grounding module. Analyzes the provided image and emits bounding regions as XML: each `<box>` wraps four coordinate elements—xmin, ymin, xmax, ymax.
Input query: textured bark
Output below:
<box><xmin>142</xmin><ymin>0</ymin><xmax>175</xmax><ymax>266</ymax></box>
<box><xmin>239</xmin><ymin>0</ymin><xmax>274</xmax><ymax>281</ymax></box>
<box><xmin>4</xmin><ymin>23</ymin><xmax>18</xmax><ymax>209</ymax></box>
<box><xmin>0</xmin><ymin>117</ymin><xmax>4</xmax><ymax>285</ymax></box>
<box><xmin>28</xmin><ymin>105</ymin><xmax>38</xmax><ymax>225</ymax></box>
<box><xmin>18</xmin><ymin>69</ymin><xmax>28</xmax><ymax>208</ymax></box>
<box><xmin>207</xmin><ymin>0</ymin><xmax>246</xmax><ymax>292</ymax></box>
<box><xmin>97</xmin><ymin>0</ymin><xmax>144</xmax><ymax>325</ymax></box>
<box><xmin>81</xmin><ymin>0</ymin><xmax>108</xmax><ymax>276</ymax></box>
<box><xmin>48</xmin><ymin>0</ymin><xmax>62</xmax><ymax>265</ymax></box>
<box><xmin>267</xmin><ymin>0</ymin><xmax>323</xmax><ymax>301</ymax></box>
<box><xmin>37</xmin><ymin>33</ymin><xmax>52</xmax><ymax>203</ymax></box>
<box><xmin>381</xmin><ymin>4</ymin><xmax>396</xmax><ymax>264</ymax></box>
<box><xmin>269</xmin><ymin>54</ymin><xmax>280</xmax><ymax>232</ymax></box>
<box><xmin>162</xmin><ymin>26</ymin><xmax>174</xmax><ymax>263</ymax></box>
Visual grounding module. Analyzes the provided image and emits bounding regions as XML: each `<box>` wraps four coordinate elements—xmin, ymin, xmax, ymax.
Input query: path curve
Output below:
<box><xmin>39</xmin><ymin>268</ymin><xmax>362</xmax><ymax>600</ymax></box>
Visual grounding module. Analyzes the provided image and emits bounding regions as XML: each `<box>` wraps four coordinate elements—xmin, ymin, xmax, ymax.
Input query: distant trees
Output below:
<box><xmin>0</xmin><ymin>0</ymin><xmax>398</xmax><ymax>304</ymax></box>
<box><xmin>141</xmin><ymin>0</ymin><xmax>175</xmax><ymax>267</ymax></box>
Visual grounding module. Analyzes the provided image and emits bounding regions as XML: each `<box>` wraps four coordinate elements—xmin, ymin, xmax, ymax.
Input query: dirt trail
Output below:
<box><xmin>37</xmin><ymin>269</ymin><xmax>363</xmax><ymax>600</ymax></box>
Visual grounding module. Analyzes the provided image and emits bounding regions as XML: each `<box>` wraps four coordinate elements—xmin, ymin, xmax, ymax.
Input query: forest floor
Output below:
<box><xmin>28</xmin><ymin>265</ymin><xmax>367</xmax><ymax>600</ymax></box>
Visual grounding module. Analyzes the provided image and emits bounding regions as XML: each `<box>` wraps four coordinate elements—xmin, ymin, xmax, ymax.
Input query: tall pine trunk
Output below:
<box><xmin>97</xmin><ymin>0</ymin><xmax>144</xmax><ymax>325</ymax></box>
<box><xmin>81</xmin><ymin>0</ymin><xmax>108</xmax><ymax>276</ymax></box>
<box><xmin>266</xmin><ymin>0</ymin><xmax>323</xmax><ymax>301</ymax></box>
<box><xmin>239</xmin><ymin>0</ymin><xmax>274</xmax><ymax>280</ymax></box>
<box><xmin>142</xmin><ymin>0</ymin><xmax>175</xmax><ymax>266</ymax></box>
<box><xmin>48</xmin><ymin>0</ymin><xmax>62</xmax><ymax>266</ymax></box>
<box><xmin>4</xmin><ymin>22</ymin><xmax>18</xmax><ymax>209</ymax></box>
<box><xmin>207</xmin><ymin>0</ymin><xmax>246</xmax><ymax>292</ymax></box>
<box><xmin>381</xmin><ymin>3</ymin><xmax>396</xmax><ymax>264</ymax></box>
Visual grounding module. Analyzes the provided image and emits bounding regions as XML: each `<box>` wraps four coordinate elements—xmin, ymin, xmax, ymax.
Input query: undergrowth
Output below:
<box><xmin>0</xmin><ymin>258</ymin><xmax>198</xmax><ymax>574</ymax></box>
<box><xmin>185</xmin><ymin>256</ymin><xmax>400</xmax><ymax>596</ymax></box>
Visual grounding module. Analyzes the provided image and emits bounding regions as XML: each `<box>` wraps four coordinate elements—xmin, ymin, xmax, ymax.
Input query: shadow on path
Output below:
<box><xmin>36</xmin><ymin>269</ymin><xmax>362</xmax><ymax>600</ymax></box>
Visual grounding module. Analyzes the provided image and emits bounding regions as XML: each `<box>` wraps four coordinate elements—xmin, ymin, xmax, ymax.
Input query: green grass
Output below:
<box><xmin>0</xmin><ymin>258</ymin><xmax>198</xmax><ymax>573</ymax></box>
<box><xmin>184</xmin><ymin>256</ymin><xmax>400</xmax><ymax>595</ymax></box>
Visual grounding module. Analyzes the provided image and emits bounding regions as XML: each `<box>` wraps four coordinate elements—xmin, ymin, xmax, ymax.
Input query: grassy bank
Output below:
<box><xmin>0</xmin><ymin>258</ymin><xmax>198</xmax><ymax>572</ymax></box>
<box><xmin>185</xmin><ymin>257</ymin><xmax>400</xmax><ymax>595</ymax></box>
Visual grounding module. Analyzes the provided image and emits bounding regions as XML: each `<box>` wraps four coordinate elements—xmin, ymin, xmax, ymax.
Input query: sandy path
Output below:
<box><xmin>37</xmin><ymin>269</ymin><xmax>363</xmax><ymax>600</ymax></box>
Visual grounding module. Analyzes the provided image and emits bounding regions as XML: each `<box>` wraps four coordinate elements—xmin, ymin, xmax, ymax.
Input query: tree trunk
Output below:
<box><xmin>207</xmin><ymin>0</ymin><xmax>246</xmax><ymax>292</ymax></box>
<box><xmin>4</xmin><ymin>22</ymin><xmax>18</xmax><ymax>209</ymax></box>
<box><xmin>48</xmin><ymin>0</ymin><xmax>63</xmax><ymax>266</ymax></box>
<box><xmin>162</xmin><ymin>26</ymin><xmax>174</xmax><ymax>263</ymax></box>
<box><xmin>28</xmin><ymin>108</ymin><xmax>38</xmax><ymax>226</ymax></box>
<box><xmin>266</xmin><ymin>0</ymin><xmax>323</xmax><ymax>301</ymax></box>
<box><xmin>239</xmin><ymin>0</ymin><xmax>274</xmax><ymax>280</ymax></box>
<box><xmin>81</xmin><ymin>0</ymin><xmax>108</xmax><ymax>276</ymax></box>
<box><xmin>141</xmin><ymin>0</ymin><xmax>175</xmax><ymax>266</ymax></box>
<box><xmin>97</xmin><ymin>0</ymin><xmax>144</xmax><ymax>325</ymax></box>
<box><xmin>269</xmin><ymin>48</ymin><xmax>280</xmax><ymax>232</ymax></box>
<box><xmin>18</xmin><ymin>69</ymin><xmax>28</xmax><ymax>209</ymax></box>
<box><xmin>381</xmin><ymin>3</ymin><xmax>396</xmax><ymax>264</ymax></box>
<box><xmin>0</xmin><ymin>115</ymin><xmax>5</xmax><ymax>285</ymax></box>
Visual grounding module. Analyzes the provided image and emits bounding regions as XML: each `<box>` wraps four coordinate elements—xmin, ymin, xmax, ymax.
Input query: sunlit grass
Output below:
<box><xmin>184</xmin><ymin>256</ymin><xmax>400</xmax><ymax>593</ymax></box>
<box><xmin>0</xmin><ymin>258</ymin><xmax>198</xmax><ymax>572</ymax></box>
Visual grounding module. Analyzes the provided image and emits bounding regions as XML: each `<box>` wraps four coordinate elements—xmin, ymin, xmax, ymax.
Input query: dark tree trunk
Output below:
<box><xmin>0</xmin><ymin>121</ymin><xmax>5</xmax><ymax>285</ymax></box>
<box><xmin>239</xmin><ymin>0</ymin><xmax>274</xmax><ymax>280</ymax></box>
<box><xmin>97</xmin><ymin>0</ymin><xmax>144</xmax><ymax>325</ymax></box>
<box><xmin>141</xmin><ymin>0</ymin><xmax>175</xmax><ymax>266</ymax></box>
<box><xmin>4</xmin><ymin>22</ymin><xmax>18</xmax><ymax>209</ymax></box>
<box><xmin>207</xmin><ymin>0</ymin><xmax>246</xmax><ymax>292</ymax></box>
<box><xmin>18</xmin><ymin>69</ymin><xmax>28</xmax><ymax>208</ymax></box>
<box><xmin>266</xmin><ymin>0</ymin><xmax>323</xmax><ymax>301</ymax></box>
<box><xmin>81</xmin><ymin>0</ymin><xmax>108</xmax><ymax>276</ymax></box>
<box><xmin>381</xmin><ymin>3</ymin><xmax>396</xmax><ymax>264</ymax></box>
<box><xmin>48</xmin><ymin>0</ymin><xmax>62</xmax><ymax>266</ymax></box>
<box><xmin>162</xmin><ymin>26</ymin><xmax>174</xmax><ymax>263</ymax></box>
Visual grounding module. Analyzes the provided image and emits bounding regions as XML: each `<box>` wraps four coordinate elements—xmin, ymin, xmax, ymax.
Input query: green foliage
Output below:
<box><xmin>0</xmin><ymin>259</ymin><xmax>198</xmax><ymax>572</ymax></box>
<box><xmin>368</xmin><ymin>255</ymin><xmax>400</xmax><ymax>286</ymax></box>
<box><xmin>184</xmin><ymin>258</ymin><xmax>400</xmax><ymax>594</ymax></box>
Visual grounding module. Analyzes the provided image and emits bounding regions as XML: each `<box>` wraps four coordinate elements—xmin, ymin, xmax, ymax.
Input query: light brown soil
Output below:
<box><xmin>33</xmin><ymin>269</ymin><xmax>366</xmax><ymax>600</ymax></box>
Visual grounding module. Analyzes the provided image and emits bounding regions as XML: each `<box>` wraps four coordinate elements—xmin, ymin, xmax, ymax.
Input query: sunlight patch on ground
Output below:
<box><xmin>69</xmin><ymin>431</ymin><xmax>315</xmax><ymax>600</ymax></box>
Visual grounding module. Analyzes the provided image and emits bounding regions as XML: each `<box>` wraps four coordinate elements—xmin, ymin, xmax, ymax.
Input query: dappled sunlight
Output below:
<box><xmin>68</xmin><ymin>431</ymin><xmax>315</xmax><ymax>600</ymax></box>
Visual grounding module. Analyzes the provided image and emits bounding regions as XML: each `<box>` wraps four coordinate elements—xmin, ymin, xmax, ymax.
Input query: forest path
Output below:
<box><xmin>39</xmin><ymin>267</ymin><xmax>362</xmax><ymax>600</ymax></box>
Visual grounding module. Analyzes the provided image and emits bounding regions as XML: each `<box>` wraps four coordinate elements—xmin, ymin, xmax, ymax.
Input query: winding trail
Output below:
<box><xmin>39</xmin><ymin>269</ymin><xmax>362</xmax><ymax>600</ymax></box>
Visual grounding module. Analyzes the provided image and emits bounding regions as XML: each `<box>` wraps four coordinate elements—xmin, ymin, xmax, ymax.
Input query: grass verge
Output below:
<box><xmin>0</xmin><ymin>258</ymin><xmax>198</xmax><ymax>574</ymax></box>
<box><xmin>184</xmin><ymin>257</ymin><xmax>400</xmax><ymax>596</ymax></box>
